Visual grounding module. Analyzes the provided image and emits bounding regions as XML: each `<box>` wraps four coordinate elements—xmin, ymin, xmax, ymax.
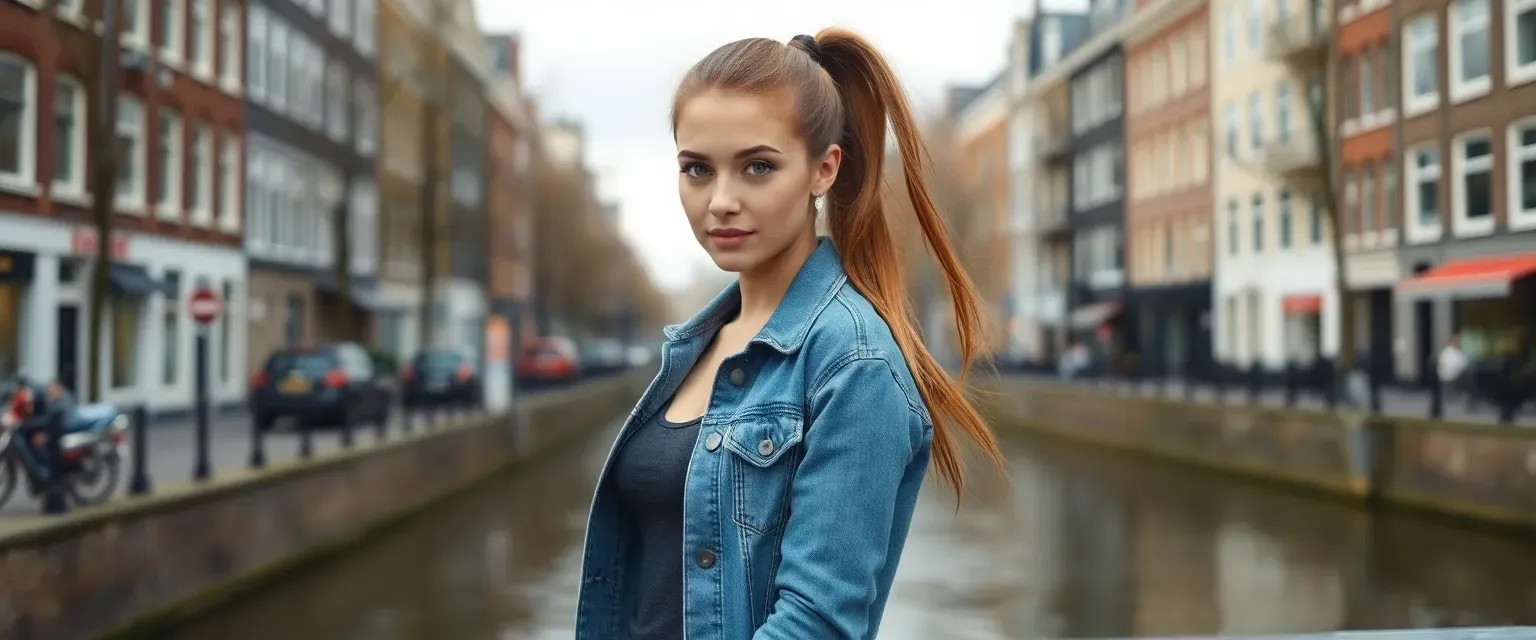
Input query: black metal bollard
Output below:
<box><xmin>1428</xmin><ymin>363</ymin><xmax>1444</xmax><ymax>419</ymax></box>
<box><xmin>340</xmin><ymin>409</ymin><xmax>355</xmax><ymax>449</ymax></box>
<box><xmin>129</xmin><ymin>405</ymin><xmax>153</xmax><ymax>495</ymax></box>
<box><xmin>41</xmin><ymin>410</ymin><xmax>69</xmax><ymax>515</ymax></box>
<box><xmin>299</xmin><ymin>421</ymin><xmax>314</xmax><ymax>459</ymax></box>
<box><xmin>249</xmin><ymin>412</ymin><xmax>267</xmax><ymax>469</ymax></box>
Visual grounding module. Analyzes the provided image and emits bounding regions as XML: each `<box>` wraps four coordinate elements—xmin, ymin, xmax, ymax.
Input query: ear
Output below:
<box><xmin>810</xmin><ymin>144</ymin><xmax>841</xmax><ymax>197</ymax></box>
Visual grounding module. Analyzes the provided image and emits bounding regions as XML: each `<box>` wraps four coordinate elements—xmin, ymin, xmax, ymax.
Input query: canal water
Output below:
<box><xmin>169</xmin><ymin>423</ymin><xmax>1536</xmax><ymax>639</ymax></box>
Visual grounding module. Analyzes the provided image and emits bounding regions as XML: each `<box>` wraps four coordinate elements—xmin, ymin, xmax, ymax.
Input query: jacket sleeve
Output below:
<box><xmin>753</xmin><ymin>356</ymin><xmax>926</xmax><ymax>640</ymax></box>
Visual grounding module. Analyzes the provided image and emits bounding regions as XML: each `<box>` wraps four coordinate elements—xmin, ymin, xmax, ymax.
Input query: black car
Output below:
<box><xmin>401</xmin><ymin>348</ymin><xmax>481</xmax><ymax>409</ymax></box>
<box><xmin>250</xmin><ymin>342</ymin><xmax>393</xmax><ymax>431</ymax></box>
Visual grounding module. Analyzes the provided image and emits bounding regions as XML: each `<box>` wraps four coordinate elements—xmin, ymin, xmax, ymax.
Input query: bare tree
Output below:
<box><xmin>43</xmin><ymin>0</ymin><xmax>122</xmax><ymax>401</ymax></box>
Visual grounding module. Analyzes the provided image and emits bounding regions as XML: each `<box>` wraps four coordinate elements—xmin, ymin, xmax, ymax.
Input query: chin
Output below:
<box><xmin>707</xmin><ymin>252</ymin><xmax>758</xmax><ymax>274</ymax></box>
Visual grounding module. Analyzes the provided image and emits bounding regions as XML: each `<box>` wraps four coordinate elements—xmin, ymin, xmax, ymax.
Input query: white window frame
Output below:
<box><xmin>155</xmin><ymin>108</ymin><xmax>183</xmax><ymax>220</ymax></box>
<box><xmin>0</xmin><ymin>54</ymin><xmax>38</xmax><ymax>193</ymax></box>
<box><xmin>52</xmin><ymin>75</ymin><xmax>87</xmax><ymax>199</ymax></box>
<box><xmin>1507</xmin><ymin>0</ymin><xmax>1536</xmax><ymax>86</ymax></box>
<box><xmin>1451</xmin><ymin>129</ymin><xmax>1496</xmax><ymax>236</ymax></box>
<box><xmin>1506</xmin><ymin>117</ymin><xmax>1536</xmax><ymax>230</ymax></box>
<box><xmin>188</xmin><ymin>0</ymin><xmax>214</xmax><ymax>80</ymax></box>
<box><xmin>159</xmin><ymin>0</ymin><xmax>185</xmax><ymax>66</ymax></box>
<box><xmin>1402</xmin><ymin>14</ymin><xmax>1440</xmax><ymax>116</ymax></box>
<box><xmin>1448</xmin><ymin>0</ymin><xmax>1492</xmax><ymax>103</ymax></box>
<box><xmin>122</xmin><ymin>0</ymin><xmax>151</xmax><ymax>49</ymax></box>
<box><xmin>218</xmin><ymin>133</ymin><xmax>241</xmax><ymax>233</ymax></box>
<box><xmin>115</xmin><ymin>96</ymin><xmax>147</xmax><ymax>213</ymax></box>
<box><xmin>219</xmin><ymin>0</ymin><xmax>242</xmax><ymax>93</ymax></box>
<box><xmin>189</xmin><ymin>123</ymin><xmax>213</xmax><ymax>225</ymax></box>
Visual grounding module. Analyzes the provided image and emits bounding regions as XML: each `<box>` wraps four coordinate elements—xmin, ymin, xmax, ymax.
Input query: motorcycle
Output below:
<box><xmin>0</xmin><ymin>378</ymin><xmax>129</xmax><ymax>509</ymax></box>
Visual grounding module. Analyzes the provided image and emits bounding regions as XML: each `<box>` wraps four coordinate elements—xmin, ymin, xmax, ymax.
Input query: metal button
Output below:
<box><xmin>704</xmin><ymin>432</ymin><xmax>722</xmax><ymax>451</ymax></box>
<box><xmin>757</xmin><ymin>439</ymin><xmax>775</xmax><ymax>456</ymax></box>
<box><xmin>695</xmin><ymin>548</ymin><xmax>716</xmax><ymax>569</ymax></box>
<box><xmin>729</xmin><ymin>368</ymin><xmax>746</xmax><ymax>386</ymax></box>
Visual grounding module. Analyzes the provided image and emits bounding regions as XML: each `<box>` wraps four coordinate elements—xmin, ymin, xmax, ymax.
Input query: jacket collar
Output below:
<box><xmin>663</xmin><ymin>237</ymin><xmax>847</xmax><ymax>354</ymax></box>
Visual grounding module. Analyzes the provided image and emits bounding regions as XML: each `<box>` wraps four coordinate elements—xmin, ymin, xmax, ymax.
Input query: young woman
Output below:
<box><xmin>575</xmin><ymin>29</ymin><xmax>1005</xmax><ymax>640</ymax></box>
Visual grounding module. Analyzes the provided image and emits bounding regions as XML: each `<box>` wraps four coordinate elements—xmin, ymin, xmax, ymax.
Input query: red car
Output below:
<box><xmin>516</xmin><ymin>337</ymin><xmax>580</xmax><ymax>386</ymax></box>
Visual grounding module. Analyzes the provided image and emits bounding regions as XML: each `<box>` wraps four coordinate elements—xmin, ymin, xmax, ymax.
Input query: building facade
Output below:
<box><xmin>952</xmin><ymin>76</ymin><xmax>1013</xmax><ymax>357</ymax></box>
<box><xmin>243</xmin><ymin>0</ymin><xmax>380</xmax><ymax>376</ymax></box>
<box><xmin>438</xmin><ymin>33</ymin><xmax>489</xmax><ymax>361</ymax></box>
<box><xmin>1391</xmin><ymin>0</ymin><xmax>1536</xmax><ymax>379</ymax></box>
<box><xmin>1124</xmin><ymin>0</ymin><xmax>1216</xmax><ymax>377</ymax></box>
<box><xmin>1</xmin><ymin>0</ymin><xmax>247</xmax><ymax>413</ymax></box>
<box><xmin>483</xmin><ymin>31</ymin><xmax>533</xmax><ymax>402</ymax></box>
<box><xmin>1212</xmin><ymin>0</ymin><xmax>1339</xmax><ymax>368</ymax></box>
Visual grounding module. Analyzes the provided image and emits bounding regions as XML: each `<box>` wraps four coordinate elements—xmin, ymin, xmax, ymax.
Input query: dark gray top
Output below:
<box><xmin>612</xmin><ymin>398</ymin><xmax>701</xmax><ymax>640</ymax></box>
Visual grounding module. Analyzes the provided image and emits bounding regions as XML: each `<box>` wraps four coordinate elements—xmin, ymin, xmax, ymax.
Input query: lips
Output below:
<box><xmin>708</xmin><ymin>228</ymin><xmax>752</xmax><ymax>237</ymax></box>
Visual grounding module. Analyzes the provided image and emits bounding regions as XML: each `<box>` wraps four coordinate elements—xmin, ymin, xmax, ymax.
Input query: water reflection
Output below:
<box><xmin>172</xmin><ymin>426</ymin><xmax>1536</xmax><ymax>639</ymax></box>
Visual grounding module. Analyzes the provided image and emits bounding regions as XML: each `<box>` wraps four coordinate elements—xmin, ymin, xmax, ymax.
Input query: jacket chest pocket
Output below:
<box><xmin>722</xmin><ymin>412</ymin><xmax>805</xmax><ymax>535</ymax></box>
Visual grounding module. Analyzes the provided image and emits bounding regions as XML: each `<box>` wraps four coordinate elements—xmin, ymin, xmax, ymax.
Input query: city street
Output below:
<box><xmin>0</xmin><ymin>407</ymin><xmax>454</xmax><ymax>517</ymax></box>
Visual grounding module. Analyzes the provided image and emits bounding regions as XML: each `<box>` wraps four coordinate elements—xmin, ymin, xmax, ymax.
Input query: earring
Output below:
<box><xmin>814</xmin><ymin>193</ymin><xmax>826</xmax><ymax>214</ymax></box>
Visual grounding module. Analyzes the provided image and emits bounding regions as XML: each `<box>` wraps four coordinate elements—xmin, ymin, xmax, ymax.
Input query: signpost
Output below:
<box><xmin>189</xmin><ymin>284</ymin><xmax>221</xmax><ymax>481</ymax></box>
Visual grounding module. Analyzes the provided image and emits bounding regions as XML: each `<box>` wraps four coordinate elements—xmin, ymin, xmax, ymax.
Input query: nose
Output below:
<box><xmin>707</xmin><ymin>178</ymin><xmax>741</xmax><ymax>217</ymax></box>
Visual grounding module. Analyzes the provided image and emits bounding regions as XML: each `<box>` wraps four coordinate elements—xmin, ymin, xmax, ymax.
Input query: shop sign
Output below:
<box><xmin>70</xmin><ymin>228</ymin><xmax>130</xmax><ymax>260</ymax></box>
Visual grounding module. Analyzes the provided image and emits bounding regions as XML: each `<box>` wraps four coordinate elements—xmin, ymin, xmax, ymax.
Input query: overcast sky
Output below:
<box><xmin>473</xmin><ymin>0</ymin><xmax>1058</xmax><ymax>292</ymax></box>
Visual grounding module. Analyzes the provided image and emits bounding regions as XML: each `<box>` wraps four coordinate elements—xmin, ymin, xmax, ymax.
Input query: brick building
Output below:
<box><xmin>0</xmin><ymin>0</ymin><xmax>247</xmax><ymax>413</ymax></box>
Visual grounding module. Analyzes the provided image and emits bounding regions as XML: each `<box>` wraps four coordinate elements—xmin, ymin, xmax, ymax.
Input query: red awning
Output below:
<box><xmin>1395</xmin><ymin>254</ymin><xmax>1536</xmax><ymax>299</ymax></box>
<box><xmin>1282</xmin><ymin>294</ymin><xmax>1323</xmax><ymax>315</ymax></box>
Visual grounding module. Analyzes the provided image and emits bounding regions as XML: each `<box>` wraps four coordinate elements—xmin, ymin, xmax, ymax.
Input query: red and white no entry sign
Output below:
<box><xmin>188</xmin><ymin>287</ymin><xmax>222</xmax><ymax>325</ymax></box>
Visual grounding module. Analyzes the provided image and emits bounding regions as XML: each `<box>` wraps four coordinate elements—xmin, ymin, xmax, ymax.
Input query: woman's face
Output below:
<box><xmin>674</xmin><ymin>89</ymin><xmax>839</xmax><ymax>275</ymax></box>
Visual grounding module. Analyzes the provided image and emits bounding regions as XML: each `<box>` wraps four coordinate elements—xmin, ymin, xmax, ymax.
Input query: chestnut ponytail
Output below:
<box><xmin>673</xmin><ymin>29</ymin><xmax>1005</xmax><ymax>497</ymax></box>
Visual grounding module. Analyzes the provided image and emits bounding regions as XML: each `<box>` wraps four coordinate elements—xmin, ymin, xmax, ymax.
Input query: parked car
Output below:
<box><xmin>580</xmin><ymin>338</ymin><xmax>628</xmax><ymax>376</ymax></box>
<box><xmin>249</xmin><ymin>342</ymin><xmax>394</xmax><ymax>431</ymax></box>
<box><xmin>401</xmin><ymin>348</ymin><xmax>480</xmax><ymax>409</ymax></box>
<box><xmin>516</xmin><ymin>337</ymin><xmax>581</xmax><ymax>386</ymax></box>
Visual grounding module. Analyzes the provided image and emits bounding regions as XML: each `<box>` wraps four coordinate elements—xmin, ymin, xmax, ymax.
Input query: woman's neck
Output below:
<box><xmin>734</xmin><ymin>233</ymin><xmax>817</xmax><ymax>330</ymax></box>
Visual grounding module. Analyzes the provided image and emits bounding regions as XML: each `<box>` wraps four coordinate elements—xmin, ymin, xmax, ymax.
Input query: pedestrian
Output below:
<box><xmin>1437</xmin><ymin>332</ymin><xmax>1470</xmax><ymax>411</ymax></box>
<box><xmin>575</xmin><ymin>30</ymin><xmax>1007</xmax><ymax>640</ymax></box>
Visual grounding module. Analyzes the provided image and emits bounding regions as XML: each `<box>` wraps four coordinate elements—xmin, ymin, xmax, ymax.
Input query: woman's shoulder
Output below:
<box><xmin>796</xmin><ymin>285</ymin><xmax>925</xmax><ymax>414</ymax></box>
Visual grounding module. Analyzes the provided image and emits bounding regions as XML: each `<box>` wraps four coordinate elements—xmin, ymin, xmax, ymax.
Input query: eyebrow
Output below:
<box><xmin>677</xmin><ymin>145</ymin><xmax>783</xmax><ymax>161</ymax></box>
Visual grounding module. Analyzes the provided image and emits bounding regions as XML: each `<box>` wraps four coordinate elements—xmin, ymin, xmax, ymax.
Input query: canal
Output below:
<box><xmin>168</xmin><ymin>422</ymin><xmax>1536</xmax><ymax>639</ymax></box>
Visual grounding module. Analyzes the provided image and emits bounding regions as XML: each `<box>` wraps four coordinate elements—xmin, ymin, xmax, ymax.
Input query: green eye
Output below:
<box><xmin>745</xmin><ymin>161</ymin><xmax>773</xmax><ymax>176</ymax></box>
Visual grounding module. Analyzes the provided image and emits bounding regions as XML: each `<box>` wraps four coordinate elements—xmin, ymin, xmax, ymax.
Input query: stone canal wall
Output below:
<box><xmin>982</xmin><ymin>377</ymin><xmax>1536</xmax><ymax>533</ymax></box>
<box><xmin>0</xmin><ymin>373</ymin><xmax>646</xmax><ymax>640</ymax></box>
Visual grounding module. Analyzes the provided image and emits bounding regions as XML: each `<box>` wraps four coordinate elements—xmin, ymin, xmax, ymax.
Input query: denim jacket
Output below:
<box><xmin>575</xmin><ymin>238</ymin><xmax>934</xmax><ymax>640</ymax></box>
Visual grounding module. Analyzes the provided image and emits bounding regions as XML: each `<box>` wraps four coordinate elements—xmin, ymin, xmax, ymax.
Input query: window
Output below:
<box><xmin>1510</xmin><ymin>0</ymin><xmax>1536</xmax><ymax>85</ymax></box>
<box><xmin>1310</xmin><ymin>199</ymin><xmax>1323</xmax><ymax>245</ymax></box>
<box><xmin>1190</xmin><ymin>25</ymin><xmax>1208</xmax><ymax>87</ymax></box>
<box><xmin>1511</xmin><ymin>120</ymin><xmax>1536</xmax><ymax>227</ymax></box>
<box><xmin>247</xmin><ymin>6</ymin><xmax>266</xmax><ymax>99</ymax></box>
<box><xmin>330</xmin><ymin>0</ymin><xmax>352</xmax><ymax>37</ymax></box>
<box><xmin>1275</xmin><ymin>82</ymin><xmax>1292</xmax><ymax>143</ymax></box>
<box><xmin>218</xmin><ymin>134</ymin><xmax>239</xmax><ymax>229</ymax></box>
<box><xmin>1227</xmin><ymin>199</ymin><xmax>1239</xmax><ymax>255</ymax></box>
<box><xmin>1170</xmin><ymin>38</ymin><xmax>1188</xmax><ymax>96</ymax></box>
<box><xmin>355</xmin><ymin>79</ymin><xmax>376</xmax><ymax>155</ymax></box>
<box><xmin>356</xmin><ymin>0</ymin><xmax>375</xmax><ymax>56</ymax></box>
<box><xmin>1248</xmin><ymin>91</ymin><xmax>1263</xmax><ymax>150</ymax></box>
<box><xmin>1278</xmin><ymin>189</ymin><xmax>1293</xmax><ymax>248</ymax></box>
<box><xmin>155</xmin><ymin>108</ymin><xmax>182</xmax><ymax>217</ymax></box>
<box><xmin>1344</xmin><ymin>170</ymin><xmax>1359</xmax><ymax>237</ymax></box>
<box><xmin>220</xmin><ymin>0</ymin><xmax>241</xmax><ymax>88</ymax></box>
<box><xmin>269</xmin><ymin>20</ymin><xmax>288</xmax><ymax>111</ymax></box>
<box><xmin>1251</xmin><ymin>194</ymin><xmax>1265</xmax><ymax>252</ymax></box>
<box><xmin>110</xmin><ymin>295</ymin><xmax>141</xmax><ymax>389</ymax></box>
<box><xmin>1222</xmin><ymin>5</ymin><xmax>1237</xmax><ymax>64</ymax></box>
<box><xmin>245</xmin><ymin>150</ymin><xmax>265</xmax><ymax>250</ymax></box>
<box><xmin>327</xmin><ymin>61</ymin><xmax>349</xmax><ymax>141</ymax></box>
<box><xmin>122</xmin><ymin>0</ymin><xmax>148</xmax><ymax>45</ymax></box>
<box><xmin>290</xmin><ymin>37</ymin><xmax>307</xmax><ymax>121</ymax></box>
<box><xmin>1404</xmin><ymin>14</ymin><xmax>1439</xmax><ymax>113</ymax></box>
<box><xmin>1383</xmin><ymin>164</ymin><xmax>1398</xmax><ymax>234</ymax></box>
<box><xmin>189</xmin><ymin>124</ymin><xmax>212</xmax><ymax>224</ymax></box>
<box><xmin>1361</xmin><ymin>165</ymin><xmax>1376</xmax><ymax>235</ymax></box>
<box><xmin>1374</xmin><ymin>46</ymin><xmax>1392</xmax><ymax>113</ymax></box>
<box><xmin>1341</xmin><ymin>54</ymin><xmax>1360</xmax><ymax>122</ymax></box>
<box><xmin>1449</xmin><ymin>0</ymin><xmax>1491</xmax><ymax>100</ymax></box>
<box><xmin>1225</xmin><ymin>101</ymin><xmax>1238</xmax><ymax>157</ymax></box>
<box><xmin>1453</xmin><ymin>131</ymin><xmax>1494</xmax><ymax>234</ymax></box>
<box><xmin>188</xmin><ymin>0</ymin><xmax>211</xmax><ymax>75</ymax></box>
<box><xmin>161</xmin><ymin>270</ymin><xmax>180</xmax><ymax>386</ymax></box>
<box><xmin>159</xmin><ymin>0</ymin><xmax>183</xmax><ymax>62</ymax></box>
<box><xmin>116</xmin><ymin>97</ymin><xmax>145</xmax><ymax>209</ymax></box>
<box><xmin>0</xmin><ymin>54</ymin><xmax>36</xmax><ymax>187</ymax></box>
<box><xmin>1360</xmin><ymin>50</ymin><xmax>1376</xmax><ymax>115</ymax></box>
<box><xmin>1247</xmin><ymin>0</ymin><xmax>1263</xmax><ymax>52</ymax></box>
<box><xmin>54</xmin><ymin>76</ymin><xmax>85</xmax><ymax>194</ymax></box>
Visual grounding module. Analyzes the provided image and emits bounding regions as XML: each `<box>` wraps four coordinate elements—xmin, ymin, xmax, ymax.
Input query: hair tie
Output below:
<box><xmin>790</xmin><ymin>34</ymin><xmax>823</xmax><ymax>66</ymax></box>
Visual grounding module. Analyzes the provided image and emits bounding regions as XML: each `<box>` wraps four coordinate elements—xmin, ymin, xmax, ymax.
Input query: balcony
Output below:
<box><xmin>1035</xmin><ymin>204</ymin><xmax>1071</xmax><ymax>236</ymax></box>
<box><xmin>1263</xmin><ymin>17</ymin><xmax>1328</xmax><ymax>66</ymax></box>
<box><xmin>1252</xmin><ymin>134</ymin><xmax>1324</xmax><ymax>180</ymax></box>
<box><xmin>1035</xmin><ymin>131</ymin><xmax>1072</xmax><ymax>163</ymax></box>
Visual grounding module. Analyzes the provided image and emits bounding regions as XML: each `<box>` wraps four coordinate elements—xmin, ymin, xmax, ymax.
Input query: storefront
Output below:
<box><xmin>0</xmin><ymin>212</ymin><xmax>247</xmax><ymax>414</ymax></box>
<box><xmin>1395</xmin><ymin>252</ymin><xmax>1536</xmax><ymax>374</ymax></box>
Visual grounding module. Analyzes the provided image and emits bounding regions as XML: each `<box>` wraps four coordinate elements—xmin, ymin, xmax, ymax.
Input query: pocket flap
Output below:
<box><xmin>723</xmin><ymin>413</ymin><xmax>804</xmax><ymax>468</ymax></box>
